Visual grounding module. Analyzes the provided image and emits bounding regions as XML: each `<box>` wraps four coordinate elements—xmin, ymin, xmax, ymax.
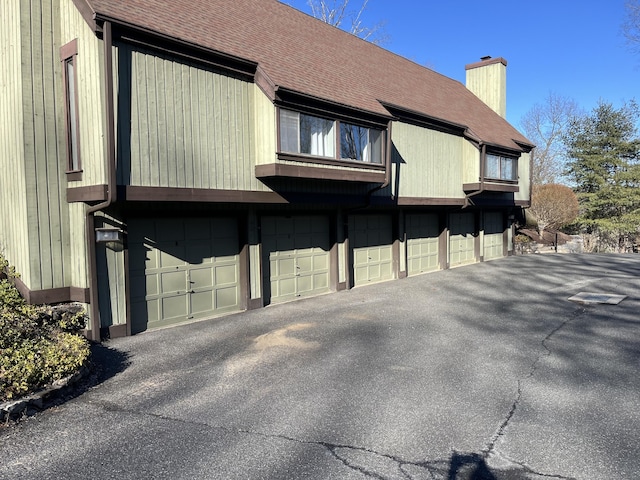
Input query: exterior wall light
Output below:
<box><xmin>95</xmin><ymin>227</ymin><xmax>124</xmax><ymax>251</ymax></box>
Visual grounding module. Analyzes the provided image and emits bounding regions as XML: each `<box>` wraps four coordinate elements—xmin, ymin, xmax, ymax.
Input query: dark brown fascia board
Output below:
<box><xmin>111</xmin><ymin>24</ymin><xmax>258</xmax><ymax>80</ymax></box>
<box><xmin>277</xmin><ymin>153</ymin><xmax>386</xmax><ymax>171</ymax></box>
<box><xmin>463</xmin><ymin>182</ymin><xmax>520</xmax><ymax>193</ymax></box>
<box><xmin>67</xmin><ymin>184</ymin><xmax>109</xmax><ymax>203</ymax></box>
<box><xmin>275</xmin><ymin>87</ymin><xmax>392</xmax><ymax>128</ymax></box>
<box><xmin>122</xmin><ymin>186</ymin><xmax>288</xmax><ymax>204</ymax></box>
<box><xmin>465</xmin><ymin>57</ymin><xmax>508</xmax><ymax>70</ymax></box>
<box><xmin>484</xmin><ymin>142</ymin><xmax>526</xmax><ymax>157</ymax></box>
<box><xmin>513</xmin><ymin>139</ymin><xmax>536</xmax><ymax>153</ymax></box>
<box><xmin>397</xmin><ymin>197</ymin><xmax>466</xmax><ymax>206</ymax></box>
<box><xmin>12</xmin><ymin>276</ymin><xmax>91</xmax><ymax>305</ymax></box>
<box><xmin>256</xmin><ymin>163</ymin><xmax>386</xmax><ymax>183</ymax></box>
<box><xmin>379</xmin><ymin>101</ymin><xmax>468</xmax><ymax>137</ymax></box>
<box><xmin>255</xmin><ymin>65</ymin><xmax>277</xmax><ymax>101</ymax></box>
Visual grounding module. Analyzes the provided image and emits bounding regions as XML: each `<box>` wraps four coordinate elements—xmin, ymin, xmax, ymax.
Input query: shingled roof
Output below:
<box><xmin>80</xmin><ymin>0</ymin><xmax>533</xmax><ymax>151</ymax></box>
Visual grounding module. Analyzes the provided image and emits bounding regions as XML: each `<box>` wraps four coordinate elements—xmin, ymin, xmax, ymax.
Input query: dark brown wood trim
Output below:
<box><xmin>380</xmin><ymin>102</ymin><xmax>468</xmax><ymax>137</ymax></box>
<box><xmin>248</xmin><ymin>298</ymin><xmax>263</xmax><ymax>310</ymax></box>
<box><xmin>123</xmin><ymin>243</ymin><xmax>132</xmax><ymax>337</ymax></box>
<box><xmin>503</xmin><ymin>226</ymin><xmax>509</xmax><ymax>257</ymax></box>
<box><xmin>337</xmin><ymin>281</ymin><xmax>347</xmax><ymax>292</ymax></box>
<box><xmin>66</xmin><ymin>171</ymin><xmax>83</xmax><ymax>182</ymax></box>
<box><xmin>108</xmin><ymin>24</ymin><xmax>257</xmax><ymax>80</ymax></box>
<box><xmin>67</xmin><ymin>184</ymin><xmax>109</xmax><ymax>202</ymax></box>
<box><xmin>107</xmin><ymin>324</ymin><xmax>128</xmax><ymax>339</ymax></box>
<box><xmin>398</xmin><ymin>197</ymin><xmax>466</xmax><ymax>206</ymax></box>
<box><xmin>439</xmin><ymin>213</ymin><xmax>449</xmax><ymax>270</ymax></box>
<box><xmin>515</xmin><ymin>200</ymin><xmax>531</xmax><ymax>207</ymax></box>
<box><xmin>61</xmin><ymin>39</ymin><xmax>82</xmax><ymax>175</ymax></box>
<box><xmin>463</xmin><ymin>182</ymin><xmax>519</xmax><ymax>193</ymax></box>
<box><xmin>255</xmin><ymin>163</ymin><xmax>386</xmax><ymax>183</ymax></box>
<box><xmin>255</xmin><ymin>65</ymin><xmax>276</xmax><ymax>101</ymax></box>
<box><xmin>398</xmin><ymin>271</ymin><xmax>408</xmax><ymax>279</ymax></box>
<box><xmin>276</xmin><ymin>153</ymin><xmax>386</xmax><ymax>171</ymax></box>
<box><xmin>122</xmin><ymin>186</ymin><xmax>288</xmax><ymax>204</ymax></box>
<box><xmin>12</xmin><ymin>276</ymin><xmax>90</xmax><ymax>305</ymax></box>
<box><xmin>275</xmin><ymin>87</ymin><xmax>392</xmax><ymax>128</ymax></box>
<box><xmin>60</xmin><ymin>38</ymin><xmax>78</xmax><ymax>60</ymax></box>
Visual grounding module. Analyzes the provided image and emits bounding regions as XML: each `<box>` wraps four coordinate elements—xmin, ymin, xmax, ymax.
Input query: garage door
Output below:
<box><xmin>262</xmin><ymin>216</ymin><xmax>330</xmax><ymax>304</ymax></box>
<box><xmin>406</xmin><ymin>213</ymin><xmax>440</xmax><ymax>275</ymax></box>
<box><xmin>449</xmin><ymin>212</ymin><xmax>476</xmax><ymax>267</ymax></box>
<box><xmin>129</xmin><ymin>217</ymin><xmax>240</xmax><ymax>332</ymax></box>
<box><xmin>483</xmin><ymin>212</ymin><xmax>504</xmax><ymax>260</ymax></box>
<box><xmin>351</xmin><ymin>215</ymin><xmax>393</xmax><ymax>286</ymax></box>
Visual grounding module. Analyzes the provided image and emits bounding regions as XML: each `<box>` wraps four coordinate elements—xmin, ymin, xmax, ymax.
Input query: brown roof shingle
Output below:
<box><xmin>82</xmin><ymin>0</ymin><xmax>532</xmax><ymax>151</ymax></box>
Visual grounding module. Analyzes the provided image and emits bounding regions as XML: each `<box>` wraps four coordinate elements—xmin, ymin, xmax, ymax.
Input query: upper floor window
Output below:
<box><xmin>60</xmin><ymin>39</ymin><xmax>81</xmax><ymax>177</ymax></box>
<box><xmin>485</xmin><ymin>153</ymin><xmax>517</xmax><ymax>181</ymax></box>
<box><xmin>279</xmin><ymin>108</ymin><xmax>383</xmax><ymax>164</ymax></box>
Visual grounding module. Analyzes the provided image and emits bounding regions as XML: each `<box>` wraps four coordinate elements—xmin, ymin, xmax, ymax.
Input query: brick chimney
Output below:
<box><xmin>465</xmin><ymin>56</ymin><xmax>507</xmax><ymax>118</ymax></box>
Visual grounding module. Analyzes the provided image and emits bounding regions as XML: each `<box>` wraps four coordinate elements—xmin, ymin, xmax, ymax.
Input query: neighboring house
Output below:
<box><xmin>0</xmin><ymin>0</ymin><xmax>534</xmax><ymax>339</ymax></box>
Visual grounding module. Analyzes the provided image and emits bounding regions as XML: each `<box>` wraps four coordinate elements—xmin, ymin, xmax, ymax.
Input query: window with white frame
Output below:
<box><xmin>279</xmin><ymin>108</ymin><xmax>383</xmax><ymax>164</ymax></box>
<box><xmin>485</xmin><ymin>153</ymin><xmax>517</xmax><ymax>181</ymax></box>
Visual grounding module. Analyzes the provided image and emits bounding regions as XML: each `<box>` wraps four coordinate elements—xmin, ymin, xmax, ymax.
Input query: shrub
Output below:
<box><xmin>0</xmin><ymin>255</ymin><xmax>90</xmax><ymax>402</ymax></box>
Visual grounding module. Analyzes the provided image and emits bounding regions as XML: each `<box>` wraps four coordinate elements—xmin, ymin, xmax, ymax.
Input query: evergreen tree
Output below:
<box><xmin>565</xmin><ymin>101</ymin><xmax>640</xmax><ymax>252</ymax></box>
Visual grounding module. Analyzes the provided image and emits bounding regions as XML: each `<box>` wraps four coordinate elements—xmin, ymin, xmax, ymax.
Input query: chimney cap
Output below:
<box><xmin>465</xmin><ymin>56</ymin><xmax>508</xmax><ymax>70</ymax></box>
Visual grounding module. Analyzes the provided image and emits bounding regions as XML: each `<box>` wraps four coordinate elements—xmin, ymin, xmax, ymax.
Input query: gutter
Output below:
<box><xmin>85</xmin><ymin>20</ymin><xmax>116</xmax><ymax>341</ymax></box>
<box><xmin>463</xmin><ymin>142</ymin><xmax>486</xmax><ymax>208</ymax></box>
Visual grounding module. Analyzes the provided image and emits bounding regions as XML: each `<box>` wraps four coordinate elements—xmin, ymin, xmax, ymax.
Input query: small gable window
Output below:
<box><xmin>60</xmin><ymin>39</ymin><xmax>81</xmax><ymax>179</ymax></box>
<box><xmin>279</xmin><ymin>108</ymin><xmax>383</xmax><ymax>165</ymax></box>
<box><xmin>485</xmin><ymin>153</ymin><xmax>517</xmax><ymax>181</ymax></box>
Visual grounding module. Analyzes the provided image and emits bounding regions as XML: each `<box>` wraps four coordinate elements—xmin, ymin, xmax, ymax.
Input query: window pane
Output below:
<box><xmin>66</xmin><ymin>58</ymin><xmax>79</xmax><ymax>171</ymax></box>
<box><xmin>340</xmin><ymin>123</ymin><xmax>367</xmax><ymax>161</ymax></box>
<box><xmin>300</xmin><ymin>113</ymin><xmax>334</xmax><ymax>157</ymax></box>
<box><xmin>279</xmin><ymin>109</ymin><xmax>299</xmax><ymax>153</ymax></box>
<box><xmin>485</xmin><ymin>154</ymin><xmax>500</xmax><ymax>179</ymax></box>
<box><xmin>501</xmin><ymin>156</ymin><xmax>516</xmax><ymax>180</ymax></box>
<box><xmin>368</xmin><ymin>128</ymin><xmax>382</xmax><ymax>164</ymax></box>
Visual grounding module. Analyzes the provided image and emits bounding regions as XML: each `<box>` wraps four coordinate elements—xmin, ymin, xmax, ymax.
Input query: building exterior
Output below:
<box><xmin>0</xmin><ymin>0</ymin><xmax>534</xmax><ymax>339</ymax></box>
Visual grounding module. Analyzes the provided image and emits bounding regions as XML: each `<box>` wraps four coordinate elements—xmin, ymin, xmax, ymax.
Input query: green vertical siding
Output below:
<box><xmin>1</xmin><ymin>0</ymin><xmax>74</xmax><ymax>291</ymax></box>
<box><xmin>0</xmin><ymin>0</ymin><xmax>31</xmax><ymax>284</ymax></box>
<box><xmin>60</xmin><ymin>0</ymin><xmax>107</xmax><ymax>188</ymax></box>
<box><xmin>461</xmin><ymin>140</ymin><xmax>480</xmax><ymax>185</ymax></box>
<box><xmin>390</xmin><ymin>122</ymin><xmax>465</xmax><ymax>199</ymax></box>
<box><xmin>117</xmin><ymin>43</ymin><xmax>267</xmax><ymax>191</ymax></box>
<box><xmin>515</xmin><ymin>151</ymin><xmax>531</xmax><ymax>203</ymax></box>
<box><xmin>96</xmin><ymin>214</ymin><xmax>126</xmax><ymax>327</ymax></box>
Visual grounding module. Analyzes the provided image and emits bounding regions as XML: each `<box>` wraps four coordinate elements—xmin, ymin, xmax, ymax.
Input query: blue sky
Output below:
<box><xmin>284</xmin><ymin>1</ymin><xmax>638</xmax><ymax>129</ymax></box>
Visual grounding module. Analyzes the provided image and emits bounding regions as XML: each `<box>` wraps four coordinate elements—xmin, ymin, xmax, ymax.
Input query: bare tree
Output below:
<box><xmin>519</xmin><ymin>93</ymin><xmax>580</xmax><ymax>185</ymax></box>
<box><xmin>306</xmin><ymin>0</ymin><xmax>389</xmax><ymax>44</ymax></box>
<box><xmin>623</xmin><ymin>0</ymin><xmax>640</xmax><ymax>53</ymax></box>
<box><xmin>529</xmin><ymin>184</ymin><xmax>579</xmax><ymax>238</ymax></box>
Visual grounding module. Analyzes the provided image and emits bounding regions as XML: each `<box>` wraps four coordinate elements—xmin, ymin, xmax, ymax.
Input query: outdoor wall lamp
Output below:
<box><xmin>95</xmin><ymin>227</ymin><xmax>125</xmax><ymax>251</ymax></box>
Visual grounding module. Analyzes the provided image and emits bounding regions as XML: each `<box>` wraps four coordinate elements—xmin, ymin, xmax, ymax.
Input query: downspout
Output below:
<box><xmin>464</xmin><ymin>142</ymin><xmax>486</xmax><ymax>208</ymax></box>
<box><xmin>85</xmin><ymin>20</ymin><xmax>116</xmax><ymax>341</ymax></box>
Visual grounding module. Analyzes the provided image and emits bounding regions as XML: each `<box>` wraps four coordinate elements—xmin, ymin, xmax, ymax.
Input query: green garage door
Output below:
<box><xmin>406</xmin><ymin>213</ymin><xmax>440</xmax><ymax>276</ymax></box>
<box><xmin>483</xmin><ymin>212</ymin><xmax>504</xmax><ymax>260</ymax></box>
<box><xmin>351</xmin><ymin>214</ymin><xmax>393</xmax><ymax>286</ymax></box>
<box><xmin>262</xmin><ymin>216</ymin><xmax>331</xmax><ymax>304</ymax></box>
<box><xmin>449</xmin><ymin>212</ymin><xmax>476</xmax><ymax>267</ymax></box>
<box><xmin>129</xmin><ymin>217</ymin><xmax>240</xmax><ymax>333</ymax></box>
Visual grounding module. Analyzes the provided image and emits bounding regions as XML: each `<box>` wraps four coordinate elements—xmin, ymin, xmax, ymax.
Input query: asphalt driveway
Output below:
<box><xmin>1</xmin><ymin>254</ymin><xmax>639</xmax><ymax>479</ymax></box>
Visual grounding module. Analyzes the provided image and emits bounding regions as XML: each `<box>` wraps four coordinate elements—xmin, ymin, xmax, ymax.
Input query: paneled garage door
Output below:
<box><xmin>449</xmin><ymin>212</ymin><xmax>476</xmax><ymax>267</ymax></box>
<box><xmin>350</xmin><ymin>214</ymin><xmax>393</xmax><ymax>286</ymax></box>
<box><xmin>406</xmin><ymin>213</ymin><xmax>440</xmax><ymax>276</ymax></box>
<box><xmin>129</xmin><ymin>217</ymin><xmax>241</xmax><ymax>333</ymax></box>
<box><xmin>483</xmin><ymin>212</ymin><xmax>504</xmax><ymax>260</ymax></box>
<box><xmin>262</xmin><ymin>216</ymin><xmax>331</xmax><ymax>304</ymax></box>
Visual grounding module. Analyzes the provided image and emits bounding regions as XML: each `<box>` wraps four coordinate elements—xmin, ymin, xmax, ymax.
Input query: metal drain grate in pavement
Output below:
<box><xmin>568</xmin><ymin>292</ymin><xmax>627</xmax><ymax>305</ymax></box>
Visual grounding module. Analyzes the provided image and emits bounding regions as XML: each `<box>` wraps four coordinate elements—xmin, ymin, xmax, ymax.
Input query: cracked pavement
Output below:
<box><xmin>2</xmin><ymin>254</ymin><xmax>639</xmax><ymax>479</ymax></box>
